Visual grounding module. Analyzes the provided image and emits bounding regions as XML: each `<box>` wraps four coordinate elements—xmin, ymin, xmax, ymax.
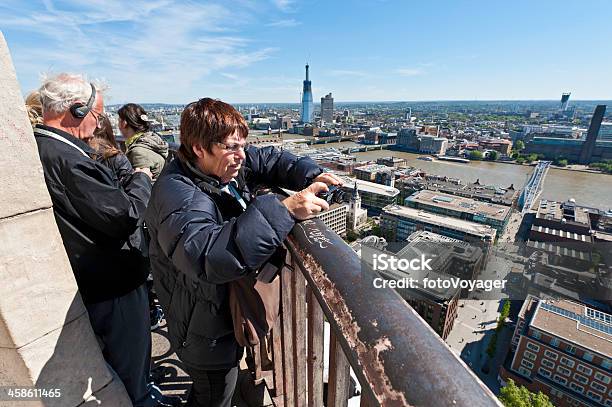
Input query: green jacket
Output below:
<box><xmin>125</xmin><ymin>131</ymin><xmax>169</xmax><ymax>179</ymax></box>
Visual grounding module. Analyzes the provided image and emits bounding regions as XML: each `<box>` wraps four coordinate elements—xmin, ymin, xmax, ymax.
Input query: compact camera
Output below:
<box><xmin>317</xmin><ymin>185</ymin><xmax>346</xmax><ymax>205</ymax></box>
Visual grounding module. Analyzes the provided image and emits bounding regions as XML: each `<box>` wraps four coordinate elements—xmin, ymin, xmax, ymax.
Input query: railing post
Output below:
<box><xmin>293</xmin><ymin>268</ymin><xmax>308</xmax><ymax>406</ymax></box>
<box><xmin>281</xmin><ymin>264</ymin><xmax>296</xmax><ymax>407</ymax></box>
<box><xmin>307</xmin><ymin>286</ymin><xmax>325</xmax><ymax>407</ymax></box>
<box><xmin>327</xmin><ymin>329</ymin><xmax>351</xmax><ymax>407</ymax></box>
<box><xmin>271</xmin><ymin>315</ymin><xmax>284</xmax><ymax>398</ymax></box>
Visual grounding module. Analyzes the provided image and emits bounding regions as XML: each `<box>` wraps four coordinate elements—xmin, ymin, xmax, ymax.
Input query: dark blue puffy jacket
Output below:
<box><xmin>144</xmin><ymin>145</ymin><xmax>322</xmax><ymax>370</ymax></box>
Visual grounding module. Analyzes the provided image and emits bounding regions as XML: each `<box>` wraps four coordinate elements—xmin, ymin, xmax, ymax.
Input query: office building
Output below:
<box><xmin>395</xmin><ymin>175</ymin><xmax>517</xmax><ymax>207</ymax></box>
<box><xmin>599</xmin><ymin>122</ymin><xmax>612</xmax><ymax>142</ymax></box>
<box><xmin>364</xmin><ymin>128</ymin><xmax>383</xmax><ymax>144</ymax></box>
<box><xmin>561</xmin><ymin>93</ymin><xmax>571</xmax><ymax>111</ymax></box>
<box><xmin>406</xmin><ymin>231</ymin><xmax>485</xmax><ymax>283</ymax></box>
<box><xmin>339</xmin><ymin>177</ymin><xmax>399</xmax><ymax>216</ymax></box>
<box><xmin>419</xmin><ymin>135</ymin><xmax>448</xmax><ymax>155</ymax></box>
<box><xmin>393</xmin><ymin>128</ymin><xmax>448</xmax><ymax>155</ymax></box>
<box><xmin>376</xmin><ymin>156</ymin><xmax>407</xmax><ymax>168</ymax></box>
<box><xmin>365</xmin><ymin>238</ymin><xmax>461</xmax><ymax>340</ymax></box>
<box><xmin>380</xmin><ymin>204</ymin><xmax>496</xmax><ymax>249</ymax></box>
<box><xmin>316</xmin><ymin>203</ymin><xmax>348</xmax><ymax>237</ymax></box>
<box><xmin>301</xmin><ymin>64</ymin><xmax>313</xmax><ymax>124</ymax></box>
<box><xmin>396</xmin><ymin>128</ymin><xmax>419</xmax><ymax>150</ymax></box>
<box><xmin>501</xmin><ymin>296</ymin><xmax>612</xmax><ymax>407</ymax></box>
<box><xmin>321</xmin><ymin>93</ymin><xmax>334</xmax><ymax>124</ymax></box>
<box><xmin>404</xmin><ymin>190</ymin><xmax>511</xmax><ymax>235</ymax></box>
<box><xmin>480</xmin><ymin>139</ymin><xmax>513</xmax><ymax>156</ymax></box>
<box><xmin>353</xmin><ymin>164</ymin><xmax>396</xmax><ymax>186</ymax></box>
<box><xmin>579</xmin><ymin>105</ymin><xmax>606</xmax><ymax>164</ymax></box>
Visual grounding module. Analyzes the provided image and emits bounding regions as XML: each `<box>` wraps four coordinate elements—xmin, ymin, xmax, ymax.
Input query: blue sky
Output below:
<box><xmin>2</xmin><ymin>0</ymin><xmax>612</xmax><ymax>104</ymax></box>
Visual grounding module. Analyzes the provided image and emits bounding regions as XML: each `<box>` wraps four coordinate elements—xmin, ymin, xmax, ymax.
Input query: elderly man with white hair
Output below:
<box><xmin>33</xmin><ymin>73</ymin><xmax>180</xmax><ymax>407</ymax></box>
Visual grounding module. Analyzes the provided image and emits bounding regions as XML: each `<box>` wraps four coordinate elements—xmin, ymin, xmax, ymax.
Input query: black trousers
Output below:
<box><xmin>86</xmin><ymin>284</ymin><xmax>153</xmax><ymax>406</ymax></box>
<box><xmin>183</xmin><ymin>365</ymin><xmax>239</xmax><ymax>407</ymax></box>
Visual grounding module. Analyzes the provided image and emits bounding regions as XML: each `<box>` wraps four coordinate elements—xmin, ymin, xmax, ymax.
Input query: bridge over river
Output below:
<box><xmin>518</xmin><ymin>161</ymin><xmax>551</xmax><ymax>213</ymax></box>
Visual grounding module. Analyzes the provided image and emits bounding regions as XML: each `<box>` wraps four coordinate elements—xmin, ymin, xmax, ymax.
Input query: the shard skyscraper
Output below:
<box><xmin>301</xmin><ymin>64</ymin><xmax>313</xmax><ymax>124</ymax></box>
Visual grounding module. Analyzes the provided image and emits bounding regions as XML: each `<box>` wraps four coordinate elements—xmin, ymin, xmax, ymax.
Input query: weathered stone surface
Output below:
<box><xmin>0</xmin><ymin>209</ymin><xmax>84</xmax><ymax>349</ymax></box>
<box><xmin>0</xmin><ymin>32</ymin><xmax>132</xmax><ymax>406</ymax></box>
<box><xmin>0</xmin><ymin>32</ymin><xmax>51</xmax><ymax>219</ymax></box>
<box><xmin>0</xmin><ymin>313</ymin><xmax>113</xmax><ymax>407</ymax></box>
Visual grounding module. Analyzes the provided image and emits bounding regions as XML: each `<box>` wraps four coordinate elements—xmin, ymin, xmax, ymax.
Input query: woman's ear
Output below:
<box><xmin>192</xmin><ymin>144</ymin><xmax>206</xmax><ymax>159</ymax></box>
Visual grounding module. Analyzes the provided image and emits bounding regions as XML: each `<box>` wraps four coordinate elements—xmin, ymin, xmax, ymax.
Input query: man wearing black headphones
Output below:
<box><xmin>33</xmin><ymin>73</ymin><xmax>180</xmax><ymax>407</ymax></box>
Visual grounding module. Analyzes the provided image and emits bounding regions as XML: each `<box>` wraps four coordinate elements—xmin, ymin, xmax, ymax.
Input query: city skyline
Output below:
<box><xmin>2</xmin><ymin>0</ymin><xmax>612</xmax><ymax>104</ymax></box>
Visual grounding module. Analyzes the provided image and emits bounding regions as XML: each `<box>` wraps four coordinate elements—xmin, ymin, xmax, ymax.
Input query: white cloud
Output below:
<box><xmin>395</xmin><ymin>68</ymin><xmax>424</xmax><ymax>76</ymax></box>
<box><xmin>266</xmin><ymin>19</ymin><xmax>301</xmax><ymax>27</ymax></box>
<box><xmin>272</xmin><ymin>0</ymin><xmax>295</xmax><ymax>12</ymax></box>
<box><xmin>3</xmin><ymin>0</ymin><xmax>278</xmax><ymax>103</ymax></box>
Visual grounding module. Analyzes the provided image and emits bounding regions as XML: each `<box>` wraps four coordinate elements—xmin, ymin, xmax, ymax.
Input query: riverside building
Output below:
<box><xmin>501</xmin><ymin>296</ymin><xmax>612</xmax><ymax>407</ymax></box>
<box><xmin>380</xmin><ymin>204</ymin><xmax>496</xmax><ymax>251</ymax></box>
<box><xmin>404</xmin><ymin>190</ymin><xmax>512</xmax><ymax>235</ymax></box>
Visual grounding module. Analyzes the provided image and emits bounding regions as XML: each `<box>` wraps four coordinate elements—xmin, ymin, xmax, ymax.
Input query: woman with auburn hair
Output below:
<box><xmin>118</xmin><ymin>103</ymin><xmax>168</xmax><ymax>179</ymax></box>
<box><xmin>90</xmin><ymin>114</ymin><xmax>136</xmax><ymax>185</ymax></box>
<box><xmin>145</xmin><ymin>97</ymin><xmax>342</xmax><ymax>406</ymax></box>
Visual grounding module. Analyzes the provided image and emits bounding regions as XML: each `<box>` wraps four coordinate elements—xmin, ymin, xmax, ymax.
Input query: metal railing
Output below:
<box><xmin>248</xmin><ymin>216</ymin><xmax>502</xmax><ymax>407</ymax></box>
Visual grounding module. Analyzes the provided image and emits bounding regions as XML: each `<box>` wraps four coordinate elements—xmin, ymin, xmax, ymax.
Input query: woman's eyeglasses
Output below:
<box><xmin>215</xmin><ymin>141</ymin><xmax>246</xmax><ymax>153</ymax></box>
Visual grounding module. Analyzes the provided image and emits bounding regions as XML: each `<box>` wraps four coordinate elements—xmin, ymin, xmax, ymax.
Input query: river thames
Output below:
<box><xmin>293</xmin><ymin>139</ymin><xmax>612</xmax><ymax>210</ymax></box>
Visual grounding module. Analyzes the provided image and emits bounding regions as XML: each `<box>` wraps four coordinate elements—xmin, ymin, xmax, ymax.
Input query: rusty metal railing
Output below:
<box><xmin>248</xmin><ymin>216</ymin><xmax>502</xmax><ymax>407</ymax></box>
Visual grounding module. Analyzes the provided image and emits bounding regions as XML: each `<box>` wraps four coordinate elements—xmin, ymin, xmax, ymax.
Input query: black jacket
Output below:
<box><xmin>144</xmin><ymin>146</ymin><xmax>322</xmax><ymax>370</ymax></box>
<box><xmin>34</xmin><ymin>125</ymin><xmax>152</xmax><ymax>303</ymax></box>
<box><xmin>98</xmin><ymin>152</ymin><xmax>134</xmax><ymax>187</ymax></box>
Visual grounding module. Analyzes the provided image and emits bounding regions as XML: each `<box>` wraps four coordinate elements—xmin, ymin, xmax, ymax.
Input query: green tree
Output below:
<box><xmin>514</xmin><ymin>140</ymin><xmax>525</xmax><ymax>151</ymax></box>
<box><xmin>486</xmin><ymin>331</ymin><xmax>498</xmax><ymax>358</ymax></box>
<box><xmin>525</xmin><ymin>154</ymin><xmax>538</xmax><ymax>163</ymax></box>
<box><xmin>499</xmin><ymin>379</ymin><xmax>554</xmax><ymax>407</ymax></box>
<box><xmin>469</xmin><ymin>150</ymin><xmax>484</xmax><ymax>160</ymax></box>
<box><xmin>370</xmin><ymin>224</ymin><xmax>383</xmax><ymax>238</ymax></box>
<box><xmin>496</xmin><ymin>299</ymin><xmax>511</xmax><ymax>332</ymax></box>
<box><xmin>486</xmin><ymin>150</ymin><xmax>499</xmax><ymax>161</ymax></box>
<box><xmin>345</xmin><ymin>229</ymin><xmax>359</xmax><ymax>242</ymax></box>
<box><xmin>501</xmin><ymin>299</ymin><xmax>511</xmax><ymax>320</ymax></box>
<box><xmin>516</xmin><ymin>157</ymin><xmax>525</xmax><ymax>165</ymax></box>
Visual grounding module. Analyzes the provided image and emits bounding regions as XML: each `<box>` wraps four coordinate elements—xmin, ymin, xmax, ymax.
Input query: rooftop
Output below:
<box><xmin>406</xmin><ymin>230</ymin><xmax>462</xmax><ymax>244</ymax></box>
<box><xmin>382</xmin><ymin>204</ymin><xmax>497</xmax><ymax>239</ymax></box>
<box><xmin>353</xmin><ymin>163</ymin><xmax>395</xmax><ymax>174</ymax></box>
<box><xmin>406</xmin><ymin>190</ymin><xmax>511</xmax><ymax>222</ymax></box>
<box><xmin>537</xmin><ymin>200</ymin><xmax>591</xmax><ymax>226</ymax></box>
<box><xmin>530</xmin><ymin>225</ymin><xmax>592</xmax><ymax>243</ymax></box>
<box><xmin>530</xmin><ymin>299</ymin><xmax>612</xmax><ymax>358</ymax></box>
<box><xmin>340</xmin><ymin>176</ymin><xmax>400</xmax><ymax>197</ymax></box>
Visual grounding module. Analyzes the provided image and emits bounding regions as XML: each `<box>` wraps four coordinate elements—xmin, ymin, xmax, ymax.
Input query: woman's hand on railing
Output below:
<box><xmin>313</xmin><ymin>172</ymin><xmax>343</xmax><ymax>186</ymax></box>
<box><xmin>282</xmin><ymin>182</ymin><xmax>330</xmax><ymax>220</ymax></box>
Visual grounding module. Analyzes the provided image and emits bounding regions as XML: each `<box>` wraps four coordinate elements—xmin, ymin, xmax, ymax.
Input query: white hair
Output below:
<box><xmin>38</xmin><ymin>73</ymin><xmax>108</xmax><ymax>116</ymax></box>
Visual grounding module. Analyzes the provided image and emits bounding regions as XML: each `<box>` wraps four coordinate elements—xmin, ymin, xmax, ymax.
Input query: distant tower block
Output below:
<box><xmin>321</xmin><ymin>92</ymin><xmax>334</xmax><ymax>124</ymax></box>
<box><xmin>560</xmin><ymin>92</ymin><xmax>571</xmax><ymax>111</ymax></box>
<box><xmin>579</xmin><ymin>104</ymin><xmax>606</xmax><ymax>164</ymax></box>
<box><xmin>301</xmin><ymin>64</ymin><xmax>313</xmax><ymax>124</ymax></box>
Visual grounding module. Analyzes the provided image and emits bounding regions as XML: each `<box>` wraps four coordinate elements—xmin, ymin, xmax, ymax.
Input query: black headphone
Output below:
<box><xmin>69</xmin><ymin>83</ymin><xmax>96</xmax><ymax>119</ymax></box>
